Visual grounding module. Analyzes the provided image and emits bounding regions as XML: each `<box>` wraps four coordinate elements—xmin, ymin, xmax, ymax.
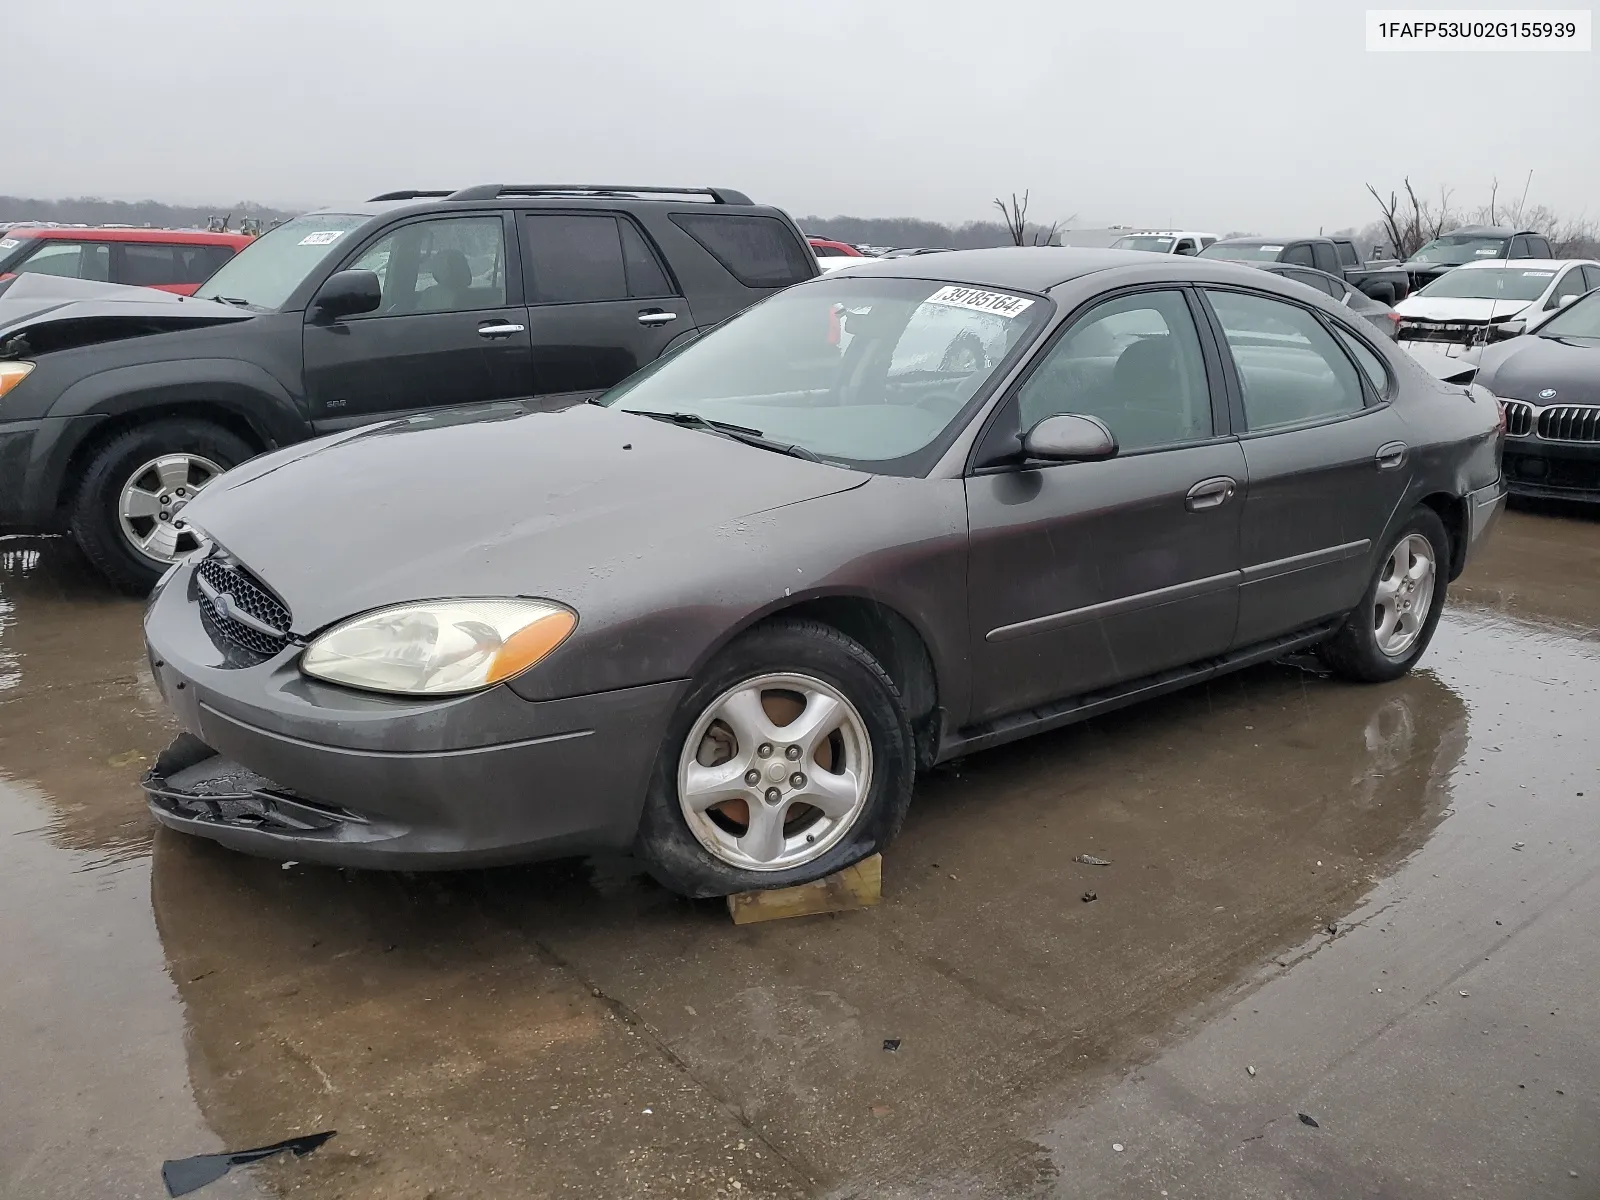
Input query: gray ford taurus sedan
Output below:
<box><xmin>142</xmin><ymin>249</ymin><xmax>1506</xmax><ymax>896</ymax></box>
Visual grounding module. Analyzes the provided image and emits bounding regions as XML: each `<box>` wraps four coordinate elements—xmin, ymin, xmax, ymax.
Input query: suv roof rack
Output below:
<box><xmin>438</xmin><ymin>184</ymin><xmax>753</xmax><ymax>205</ymax></box>
<box><xmin>367</xmin><ymin>189</ymin><xmax>457</xmax><ymax>202</ymax></box>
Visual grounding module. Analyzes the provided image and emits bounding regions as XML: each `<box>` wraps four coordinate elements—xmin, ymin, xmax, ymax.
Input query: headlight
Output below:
<box><xmin>0</xmin><ymin>361</ymin><xmax>35</xmax><ymax>399</ymax></box>
<box><xmin>300</xmin><ymin>599</ymin><xmax>576</xmax><ymax>696</ymax></box>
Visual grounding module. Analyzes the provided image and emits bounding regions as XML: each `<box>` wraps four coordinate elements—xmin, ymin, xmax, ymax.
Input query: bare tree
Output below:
<box><xmin>1365</xmin><ymin>177</ymin><xmax>1461</xmax><ymax>257</ymax></box>
<box><xmin>993</xmin><ymin>191</ymin><xmax>1030</xmax><ymax>246</ymax></box>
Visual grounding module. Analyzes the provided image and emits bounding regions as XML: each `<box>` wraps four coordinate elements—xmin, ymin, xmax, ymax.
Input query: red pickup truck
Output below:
<box><xmin>0</xmin><ymin>227</ymin><xmax>252</xmax><ymax>295</ymax></box>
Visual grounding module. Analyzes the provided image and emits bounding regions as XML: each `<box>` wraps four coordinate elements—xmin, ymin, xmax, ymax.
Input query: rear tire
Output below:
<box><xmin>1320</xmin><ymin>507</ymin><xmax>1450</xmax><ymax>683</ymax></box>
<box><xmin>70</xmin><ymin>418</ymin><xmax>253</xmax><ymax>594</ymax></box>
<box><xmin>633</xmin><ymin>619</ymin><xmax>915</xmax><ymax>898</ymax></box>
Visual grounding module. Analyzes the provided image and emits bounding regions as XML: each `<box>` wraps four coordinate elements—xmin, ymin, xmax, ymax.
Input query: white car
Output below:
<box><xmin>1108</xmin><ymin>230</ymin><xmax>1219</xmax><ymax>256</ymax></box>
<box><xmin>1394</xmin><ymin>258</ymin><xmax>1600</xmax><ymax>360</ymax></box>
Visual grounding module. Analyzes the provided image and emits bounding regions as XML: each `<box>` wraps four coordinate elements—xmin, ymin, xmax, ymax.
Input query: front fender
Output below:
<box><xmin>33</xmin><ymin>359</ymin><xmax>310</xmax><ymax>517</ymax></box>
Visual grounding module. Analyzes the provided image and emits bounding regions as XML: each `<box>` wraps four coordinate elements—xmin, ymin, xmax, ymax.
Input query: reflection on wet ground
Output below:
<box><xmin>1</xmin><ymin>508</ymin><xmax>1597</xmax><ymax>1199</ymax></box>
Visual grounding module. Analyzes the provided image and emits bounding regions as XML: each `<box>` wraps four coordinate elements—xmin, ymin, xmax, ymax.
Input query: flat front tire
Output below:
<box><xmin>1320</xmin><ymin>507</ymin><xmax>1450</xmax><ymax>683</ymax></box>
<box><xmin>634</xmin><ymin>619</ymin><xmax>915</xmax><ymax>898</ymax></box>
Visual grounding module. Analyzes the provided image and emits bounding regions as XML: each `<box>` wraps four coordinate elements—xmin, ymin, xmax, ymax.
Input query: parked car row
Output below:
<box><xmin>0</xmin><ymin>184</ymin><xmax>818</xmax><ymax>590</ymax></box>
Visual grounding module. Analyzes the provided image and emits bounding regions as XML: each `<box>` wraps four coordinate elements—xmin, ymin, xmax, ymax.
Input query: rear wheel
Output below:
<box><xmin>70</xmin><ymin>418</ymin><xmax>253</xmax><ymax>593</ymax></box>
<box><xmin>1320</xmin><ymin>508</ymin><xmax>1449</xmax><ymax>683</ymax></box>
<box><xmin>634</xmin><ymin>619</ymin><xmax>914</xmax><ymax>898</ymax></box>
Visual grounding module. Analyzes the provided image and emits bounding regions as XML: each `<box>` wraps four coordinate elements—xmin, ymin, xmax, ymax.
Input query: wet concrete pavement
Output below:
<box><xmin>1</xmin><ymin>507</ymin><xmax>1597</xmax><ymax>1199</ymax></box>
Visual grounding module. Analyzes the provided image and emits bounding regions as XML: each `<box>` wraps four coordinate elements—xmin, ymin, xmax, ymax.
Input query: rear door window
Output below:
<box><xmin>1205</xmin><ymin>290</ymin><xmax>1367</xmax><ymax>431</ymax></box>
<box><xmin>1528</xmin><ymin>236</ymin><xmax>1553</xmax><ymax>257</ymax></box>
<box><xmin>522</xmin><ymin>213</ymin><xmax>675</xmax><ymax>304</ymax></box>
<box><xmin>1509</xmin><ymin>236</ymin><xmax>1531</xmax><ymax>258</ymax></box>
<box><xmin>1336</xmin><ymin>241</ymin><xmax>1359</xmax><ymax>267</ymax></box>
<box><xmin>671</xmin><ymin>213</ymin><xmax>813</xmax><ymax>288</ymax></box>
<box><xmin>116</xmin><ymin>243</ymin><xmax>189</xmax><ymax>287</ymax></box>
<box><xmin>1281</xmin><ymin>244</ymin><xmax>1315</xmax><ymax>267</ymax></box>
<box><xmin>1583</xmin><ymin>265</ymin><xmax>1600</xmax><ymax>292</ymax></box>
<box><xmin>1311</xmin><ymin>243</ymin><xmax>1339</xmax><ymax>273</ymax></box>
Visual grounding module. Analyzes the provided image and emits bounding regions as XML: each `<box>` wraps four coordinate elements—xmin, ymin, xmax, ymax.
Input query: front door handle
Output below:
<box><xmin>1186</xmin><ymin>476</ymin><xmax>1238</xmax><ymax>512</ymax></box>
<box><xmin>1376</xmin><ymin>441</ymin><xmax>1408</xmax><ymax>470</ymax></box>
<box><xmin>477</xmin><ymin>321</ymin><xmax>526</xmax><ymax>338</ymax></box>
<box><xmin>637</xmin><ymin>310</ymin><xmax>678</xmax><ymax>327</ymax></box>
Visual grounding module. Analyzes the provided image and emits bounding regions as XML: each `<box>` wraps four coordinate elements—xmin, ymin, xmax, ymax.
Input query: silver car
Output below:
<box><xmin>143</xmin><ymin>249</ymin><xmax>1505</xmax><ymax>896</ymax></box>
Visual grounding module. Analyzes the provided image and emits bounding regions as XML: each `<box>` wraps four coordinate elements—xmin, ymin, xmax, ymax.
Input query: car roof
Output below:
<box><xmin>1452</xmin><ymin>258</ymin><xmax>1587</xmax><ymax>271</ymax></box>
<box><xmin>1442</xmin><ymin>224</ymin><xmax>1539</xmax><ymax>237</ymax></box>
<box><xmin>1211</xmin><ymin>236</ymin><xmax>1300</xmax><ymax>245</ymax></box>
<box><xmin>2</xmin><ymin>227</ymin><xmax>252</xmax><ymax>245</ymax></box>
<box><xmin>1118</xmin><ymin>230</ymin><xmax>1214</xmax><ymax>238</ymax></box>
<box><xmin>815</xmin><ymin>246</ymin><xmax>1277</xmax><ymax>292</ymax></box>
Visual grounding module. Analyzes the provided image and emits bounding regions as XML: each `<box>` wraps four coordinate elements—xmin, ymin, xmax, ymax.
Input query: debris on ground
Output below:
<box><xmin>1297</xmin><ymin>1113</ymin><xmax>1320</xmax><ymax>1128</ymax></box>
<box><xmin>161</xmin><ymin>1131</ymin><xmax>335</xmax><ymax>1197</ymax></box>
<box><xmin>1082</xmin><ymin>892</ymin><xmax>1098</xmax><ymax>903</ymax></box>
<box><xmin>1075</xmin><ymin>854</ymin><xmax>1112</xmax><ymax>866</ymax></box>
<box><xmin>1112</xmin><ymin>1143</ymin><xmax>1124</xmax><ymax>1152</ymax></box>
<box><xmin>1513</xmin><ymin>842</ymin><xmax>1526</xmax><ymax>851</ymax></box>
<box><xmin>1325</xmin><ymin>923</ymin><xmax>1338</xmax><ymax>935</ymax></box>
<box><xmin>882</xmin><ymin>1038</ymin><xmax>901</xmax><ymax>1052</ymax></box>
<box><xmin>1460</xmin><ymin>991</ymin><xmax>1470</xmax><ymax>997</ymax></box>
<box><xmin>1247</xmin><ymin>1066</ymin><xmax>1257</xmax><ymax>1077</ymax></box>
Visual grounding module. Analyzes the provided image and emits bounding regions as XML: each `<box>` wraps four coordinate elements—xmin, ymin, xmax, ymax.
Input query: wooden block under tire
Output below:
<box><xmin>726</xmin><ymin>854</ymin><xmax>882</xmax><ymax>924</ymax></box>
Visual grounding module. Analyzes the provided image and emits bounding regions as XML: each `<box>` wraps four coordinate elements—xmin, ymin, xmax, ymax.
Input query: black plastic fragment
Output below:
<box><xmin>162</xmin><ymin>1130</ymin><xmax>336</xmax><ymax>1196</ymax></box>
<box><xmin>1297</xmin><ymin>1112</ymin><xmax>1320</xmax><ymax>1128</ymax></box>
<box><xmin>882</xmin><ymin>1038</ymin><xmax>901</xmax><ymax>1052</ymax></box>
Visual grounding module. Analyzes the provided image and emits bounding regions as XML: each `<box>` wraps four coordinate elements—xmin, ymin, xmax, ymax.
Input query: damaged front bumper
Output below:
<box><xmin>143</xmin><ymin>732</ymin><xmax>369</xmax><ymax>836</ymax></box>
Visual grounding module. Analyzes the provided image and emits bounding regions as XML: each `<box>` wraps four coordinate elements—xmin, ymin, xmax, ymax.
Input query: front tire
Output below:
<box><xmin>634</xmin><ymin>619</ymin><xmax>915</xmax><ymax>898</ymax></box>
<box><xmin>70</xmin><ymin>418</ymin><xmax>253</xmax><ymax>594</ymax></box>
<box><xmin>1320</xmin><ymin>507</ymin><xmax>1450</xmax><ymax>683</ymax></box>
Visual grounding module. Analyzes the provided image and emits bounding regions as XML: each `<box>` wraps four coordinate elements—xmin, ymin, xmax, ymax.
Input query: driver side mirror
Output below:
<box><xmin>1023</xmin><ymin>413</ymin><xmax>1118</xmax><ymax>462</ymax></box>
<box><xmin>1557</xmin><ymin>293</ymin><xmax>1580</xmax><ymax>309</ymax></box>
<box><xmin>309</xmin><ymin>269</ymin><xmax>382</xmax><ymax>323</ymax></box>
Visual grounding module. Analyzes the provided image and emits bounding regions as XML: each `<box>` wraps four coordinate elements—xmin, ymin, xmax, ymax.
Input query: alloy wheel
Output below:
<box><xmin>1373</xmin><ymin>533</ymin><xmax>1436</xmax><ymax>658</ymax></box>
<box><xmin>677</xmin><ymin>672</ymin><xmax>873</xmax><ymax>871</ymax></box>
<box><xmin>117</xmin><ymin>453</ymin><xmax>224</xmax><ymax>564</ymax></box>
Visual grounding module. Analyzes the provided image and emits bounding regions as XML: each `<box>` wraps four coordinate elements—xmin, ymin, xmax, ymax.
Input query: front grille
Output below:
<box><xmin>1537</xmin><ymin>405</ymin><xmax>1600</xmax><ymax>443</ymax></box>
<box><xmin>195</xmin><ymin>556</ymin><xmax>292</xmax><ymax>659</ymax></box>
<box><xmin>1502</xmin><ymin>399</ymin><xmax>1534</xmax><ymax>437</ymax></box>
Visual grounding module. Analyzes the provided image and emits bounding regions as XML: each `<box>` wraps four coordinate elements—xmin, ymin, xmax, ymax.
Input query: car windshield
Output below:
<box><xmin>1537</xmin><ymin>289</ymin><xmax>1600</xmax><ymax>340</ymax></box>
<box><xmin>599</xmin><ymin>277</ymin><xmax>1049</xmax><ymax>473</ymax></box>
<box><xmin>1198</xmin><ymin>242</ymin><xmax>1284</xmax><ymax>261</ymax></box>
<box><xmin>1111</xmin><ymin>236</ymin><xmax>1175</xmax><ymax>253</ymax></box>
<box><xmin>193</xmin><ymin>213</ymin><xmax>368</xmax><ymax>309</ymax></box>
<box><xmin>1407</xmin><ymin>234</ymin><xmax>1508</xmax><ymax>265</ymax></box>
<box><xmin>1416</xmin><ymin>267</ymin><xmax>1555</xmax><ymax>301</ymax></box>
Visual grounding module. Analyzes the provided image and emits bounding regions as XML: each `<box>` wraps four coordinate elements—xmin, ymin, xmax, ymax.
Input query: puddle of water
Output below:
<box><xmin>0</xmin><ymin>777</ymin><xmax>263</xmax><ymax>1200</ymax></box>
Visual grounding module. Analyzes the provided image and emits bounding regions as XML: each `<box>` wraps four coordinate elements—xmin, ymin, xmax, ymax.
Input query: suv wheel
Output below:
<box><xmin>1320</xmin><ymin>507</ymin><xmax>1450</xmax><ymax>683</ymax></box>
<box><xmin>71</xmin><ymin>418</ymin><xmax>253</xmax><ymax>593</ymax></box>
<box><xmin>634</xmin><ymin>619</ymin><xmax>915</xmax><ymax>898</ymax></box>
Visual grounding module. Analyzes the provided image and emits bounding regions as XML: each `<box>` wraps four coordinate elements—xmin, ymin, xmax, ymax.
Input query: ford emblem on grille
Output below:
<box><xmin>1539</xmin><ymin>388</ymin><xmax>1558</xmax><ymax>400</ymax></box>
<box><xmin>195</xmin><ymin>570</ymin><xmax>288</xmax><ymax>638</ymax></box>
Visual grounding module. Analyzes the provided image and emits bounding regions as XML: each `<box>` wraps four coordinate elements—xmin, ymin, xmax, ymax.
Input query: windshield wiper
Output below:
<box><xmin>629</xmin><ymin>410</ymin><xmax>826</xmax><ymax>463</ymax></box>
<box><xmin>206</xmin><ymin>295</ymin><xmax>256</xmax><ymax>309</ymax></box>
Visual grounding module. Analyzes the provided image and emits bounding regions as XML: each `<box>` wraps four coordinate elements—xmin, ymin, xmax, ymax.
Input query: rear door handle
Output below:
<box><xmin>1186</xmin><ymin>476</ymin><xmax>1238</xmax><ymax>512</ymax></box>
<box><xmin>1375</xmin><ymin>441</ymin><xmax>1408</xmax><ymax>470</ymax></box>
<box><xmin>477</xmin><ymin>321</ymin><xmax>526</xmax><ymax>338</ymax></box>
<box><xmin>637</xmin><ymin>310</ymin><xmax>678</xmax><ymax>326</ymax></box>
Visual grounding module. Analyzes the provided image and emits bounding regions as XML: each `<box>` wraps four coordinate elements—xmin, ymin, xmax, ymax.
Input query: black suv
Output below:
<box><xmin>0</xmin><ymin>184</ymin><xmax>817</xmax><ymax>590</ymax></box>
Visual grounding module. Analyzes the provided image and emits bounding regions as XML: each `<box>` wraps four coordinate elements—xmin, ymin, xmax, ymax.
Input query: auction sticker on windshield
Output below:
<box><xmin>298</xmin><ymin>231</ymin><xmax>345</xmax><ymax>247</ymax></box>
<box><xmin>925</xmin><ymin>286</ymin><xmax>1035</xmax><ymax>318</ymax></box>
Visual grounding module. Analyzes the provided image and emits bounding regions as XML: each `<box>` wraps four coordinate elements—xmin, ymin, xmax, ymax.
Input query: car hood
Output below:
<box><xmin>182</xmin><ymin>402</ymin><xmax>872</xmax><ymax>634</ymax></box>
<box><xmin>0</xmin><ymin>274</ymin><xmax>251</xmax><ymax>346</ymax></box>
<box><xmin>1475</xmin><ymin>336</ymin><xmax>1600</xmax><ymax>404</ymax></box>
<box><xmin>1394</xmin><ymin>296</ymin><xmax>1534</xmax><ymax>322</ymax></box>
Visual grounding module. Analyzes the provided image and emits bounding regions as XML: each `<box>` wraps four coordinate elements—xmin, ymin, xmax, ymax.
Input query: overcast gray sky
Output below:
<box><xmin>10</xmin><ymin>0</ymin><xmax>1597</xmax><ymax>231</ymax></box>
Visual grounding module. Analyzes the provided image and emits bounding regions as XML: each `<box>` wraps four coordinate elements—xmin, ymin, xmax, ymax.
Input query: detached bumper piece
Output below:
<box><xmin>142</xmin><ymin>733</ymin><xmax>362</xmax><ymax>833</ymax></box>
